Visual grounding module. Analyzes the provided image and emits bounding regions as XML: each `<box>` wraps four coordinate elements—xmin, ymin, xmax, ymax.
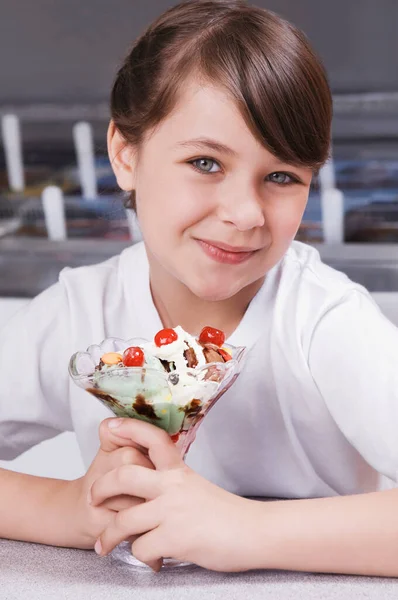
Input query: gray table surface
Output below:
<box><xmin>1</xmin><ymin>539</ymin><xmax>397</xmax><ymax>600</ymax></box>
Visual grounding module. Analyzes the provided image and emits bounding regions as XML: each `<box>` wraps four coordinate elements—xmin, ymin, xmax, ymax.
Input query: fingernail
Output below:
<box><xmin>108</xmin><ymin>418</ymin><xmax>123</xmax><ymax>429</ymax></box>
<box><xmin>94</xmin><ymin>539</ymin><xmax>103</xmax><ymax>555</ymax></box>
<box><xmin>87</xmin><ymin>487</ymin><xmax>92</xmax><ymax>505</ymax></box>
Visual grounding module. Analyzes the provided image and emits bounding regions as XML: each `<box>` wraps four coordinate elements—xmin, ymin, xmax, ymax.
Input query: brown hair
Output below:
<box><xmin>111</xmin><ymin>0</ymin><xmax>332</xmax><ymax>208</ymax></box>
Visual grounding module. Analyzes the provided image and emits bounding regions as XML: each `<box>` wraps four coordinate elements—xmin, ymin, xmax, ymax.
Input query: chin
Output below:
<box><xmin>185</xmin><ymin>276</ymin><xmax>245</xmax><ymax>302</ymax></box>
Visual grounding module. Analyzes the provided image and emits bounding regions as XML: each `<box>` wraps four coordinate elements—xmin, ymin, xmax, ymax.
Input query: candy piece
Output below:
<box><xmin>219</xmin><ymin>348</ymin><xmax>232</xmax><ymax>362</ymax></box>
<box><xmin>101</xmin><ymin>352</ymin><xmax>123</xmax><ymax>366</ymax></box>
<box><xmin>123</xmin><ymin>347</ymin><xmax>145</xmax><ymax>367</ymax></box>
<box><xmin>184</xmin><ymin>347</ymin><xmax>198</xmax><ymax>368</ymax></box>
<box><xmin>203</xmin><ymin>346</ymin><xmax>225</xmax><ymax>363</ymax></box>
<box><xmin>199</xmin><ymin>326</ymin><xmax>225</xmax><ymax>347</ymax></box>
<box><xmin>155</xmin><ymin>328</ymin><xmax>178</xmax><ymax>347</ymax></box>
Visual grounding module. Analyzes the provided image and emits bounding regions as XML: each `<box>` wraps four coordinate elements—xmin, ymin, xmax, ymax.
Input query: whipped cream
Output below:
<box><xmin>144</xmin><ymin>325</ymin><xmax>207</xmax><ymax>371</ymax></box>
<box><xmin>95</xmin><ymin>325</ymin><xmax>226</xmax><ymax>408</ymax></box>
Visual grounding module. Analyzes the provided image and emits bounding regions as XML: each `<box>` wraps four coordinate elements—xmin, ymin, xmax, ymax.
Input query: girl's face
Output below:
<box><xmin>111</xmin><ymin>80</ymin><xmax>313</xmax><ymax>301</ymax></box>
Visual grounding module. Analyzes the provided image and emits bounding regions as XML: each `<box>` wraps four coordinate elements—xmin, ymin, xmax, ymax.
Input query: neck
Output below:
<box><xmin>147</xmin><ymin>252</ymin><xmax>264</xmax><ymax>339</ymax></box>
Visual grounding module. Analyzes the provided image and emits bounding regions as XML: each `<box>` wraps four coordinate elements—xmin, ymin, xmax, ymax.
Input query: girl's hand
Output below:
<box><xmin>71</xmin><ymin>418</ymin><xmax>155</xmax><ymax>548</ymax></box>
<box><xmin>89</xmin><ymin>419</ymin><xmax>262</xmax><ymax>572</ymax></box>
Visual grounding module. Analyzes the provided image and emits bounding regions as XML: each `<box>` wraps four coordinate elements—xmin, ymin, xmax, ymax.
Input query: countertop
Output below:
<box><xmin>1</xmin><ymin>539</ymin><xmax>397</xmax><ymax>600</ymax></box>
<box><xmin>0</xmin><ymin>238</ymin><xmax>128</xmax><ymax>297</ymax></box>
<box><xmin>1</xmin><ymin>238</ymin><xmax>398</xmax><ymax>297</ymax></box>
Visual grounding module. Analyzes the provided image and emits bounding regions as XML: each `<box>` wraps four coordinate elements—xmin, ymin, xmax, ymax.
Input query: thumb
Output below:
<box><xmin>104</xmin><ymin>418</ymin><xmax>184</xmax><ymax>471</ymax></box>
<box><xmin>99</xmin><ymin>417</ymin><xmax>149</xmax><ymax>454</ymax></box>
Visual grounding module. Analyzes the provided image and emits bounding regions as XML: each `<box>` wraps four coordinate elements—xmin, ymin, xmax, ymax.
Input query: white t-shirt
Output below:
<box><xmin>1</xmin><ymin>241</ymin><xmax>398</xmax><ymax>498</ymax></box>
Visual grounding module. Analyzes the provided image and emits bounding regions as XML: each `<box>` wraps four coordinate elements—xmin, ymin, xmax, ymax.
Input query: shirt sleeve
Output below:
<box><xmin>308</xmin><ymin>290</ymin><xmax>398</xmax><ymax>482</ymax></box>
<box><xmin>0</xmin><ymin>282</ymin><xmax>73</xmax><ymax>460</ymax></box>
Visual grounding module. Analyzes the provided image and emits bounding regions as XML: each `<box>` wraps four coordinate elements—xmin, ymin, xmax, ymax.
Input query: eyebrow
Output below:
<box><xmin>175</xmin><ymin>137</ymin><xmax>238</xmax><ymax>157</ymax></box>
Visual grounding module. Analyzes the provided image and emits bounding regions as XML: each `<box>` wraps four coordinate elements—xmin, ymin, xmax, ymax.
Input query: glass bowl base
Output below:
<box><xmin>110</xmin><ymin>541</ymin><xmax>193</xmax><ymax>569</ymax></box>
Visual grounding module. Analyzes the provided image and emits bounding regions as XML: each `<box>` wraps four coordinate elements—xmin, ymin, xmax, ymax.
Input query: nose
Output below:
<box><xmin>216</xmin><ymin>179</ymin><xmax>265</xmax><ymax>231</ymax></box>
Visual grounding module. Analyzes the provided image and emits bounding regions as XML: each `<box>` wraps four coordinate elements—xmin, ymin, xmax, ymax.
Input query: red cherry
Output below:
<box><xmin>199</xmin><ymin>326</ymin><xmax>225</xmax><ymax>347</ymax></box>
<box><xmin>218</xmin><ymin>348</ymin><xmax>232</xmax><ymax>362</ymax></box>
<box><xmin>122</xmin><ymin>346</ymin><xmax>145</xmax><ymax>367</ymax></box>
<box><xmin>154</xmin><ymin>328</ymin><xmax>178</xmax><ymax>347</ymax></box>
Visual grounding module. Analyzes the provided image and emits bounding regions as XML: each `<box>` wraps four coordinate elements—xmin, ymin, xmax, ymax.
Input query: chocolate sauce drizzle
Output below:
<box><xmin>133</xmin><ymin>393</ymin><xmax>160</xmax><ymax>420</ymax></box>
<box><xmin>86</xmin><ymin>387</ymin><xmax>124</xmax><ymax>410</ymax></box>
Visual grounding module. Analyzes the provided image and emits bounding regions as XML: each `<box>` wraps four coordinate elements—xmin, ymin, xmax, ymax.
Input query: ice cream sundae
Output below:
<box><xmin>69</xmin><ymin>325</ymin><xmax>245</xmax><ymax>453</ymax></box>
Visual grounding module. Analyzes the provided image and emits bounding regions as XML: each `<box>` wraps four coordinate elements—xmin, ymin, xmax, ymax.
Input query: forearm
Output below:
<box><xmin>251</xmin><ymin>489</ymin><xmax>398</xmax><ymax>577</ymax></box>
<box><xmin>0</xmin><ymin>467</ymin><xmax>82</xmax><ymax>548</ymax></box>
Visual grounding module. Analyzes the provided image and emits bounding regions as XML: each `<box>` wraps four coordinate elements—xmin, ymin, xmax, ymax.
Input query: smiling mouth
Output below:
<box><xmin>196</xmin><ymin>239</ymin><xmax>259</xmax><ymax>265</ymax></box>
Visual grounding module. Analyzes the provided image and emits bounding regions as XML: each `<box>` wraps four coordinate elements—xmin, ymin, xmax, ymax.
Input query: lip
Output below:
<box><xmin>199</xmin><ymin>239</ymin><xmax>259</xmax><ymax>253</ymax></box>
<box><xmin>196</xmin><ymin>239</ymin><xmax>259</xmax><ymax>265</ymax></box>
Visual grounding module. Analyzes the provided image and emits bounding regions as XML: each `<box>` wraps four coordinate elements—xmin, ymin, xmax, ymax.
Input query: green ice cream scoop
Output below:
<box><xmin>90</xmin><ymin>367</ymin><xmax>187</xmax><ymax>435</ymax></box>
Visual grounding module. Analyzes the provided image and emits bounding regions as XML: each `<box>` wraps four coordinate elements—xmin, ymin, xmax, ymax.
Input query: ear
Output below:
<box><xmin>107</xmin><ymin>120</ymin><xmax>136</xmax><ymax>191</ymax></box>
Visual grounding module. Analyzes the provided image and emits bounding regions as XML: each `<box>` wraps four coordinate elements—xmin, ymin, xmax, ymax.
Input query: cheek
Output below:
<box><xmin>267</xmin><ymin>193</ymin><xmax>308</xmax><ymax>243</ymax></box>
<box><xmin>138</xmin><ymin>178</ymin><xmax>212</xmax><ymax>236</ymax></box>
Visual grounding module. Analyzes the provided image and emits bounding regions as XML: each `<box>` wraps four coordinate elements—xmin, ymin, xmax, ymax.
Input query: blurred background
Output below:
<box><xmin>0</xmin><ymin>0</ymin><xmax>397</xmax><ymax>480</ymax></box>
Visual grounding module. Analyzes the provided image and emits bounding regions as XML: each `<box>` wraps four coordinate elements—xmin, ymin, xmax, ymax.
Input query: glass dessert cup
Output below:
<box><xmin>69</xmin><ymin>336</ymin><xmax>246</xmax><ymax>570</ymax></box>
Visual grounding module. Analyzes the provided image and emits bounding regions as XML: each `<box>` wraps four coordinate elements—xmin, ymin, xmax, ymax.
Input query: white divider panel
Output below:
<box><xmin>42</xmin><ymin>185</ymin><xmax>67</xmax><ymax>241</ymax></box>
<box><xmin>1</xmin><ymin>114</ymin><xmax>25</xmax><ymax>192</ymax></box>
<box><xmin>318</xmin><ymin>157</ymin><xmax>336</xmax><ymax>191</ymax></box>
<box><xmin>321</xmin><ymin>188</ymin><xmax>344</xmax><ymax>244</ymax></box>
<box><xmin>73</xmin><ymin>121</ymin><xmax>98</xmax><ymax>200</ymax></box>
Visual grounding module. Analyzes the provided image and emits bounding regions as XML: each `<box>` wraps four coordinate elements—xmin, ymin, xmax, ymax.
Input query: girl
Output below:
<box><xmin>1</xmin><ymin>0</ymin><xmax>398</xmax><ymax>576</ymax></box>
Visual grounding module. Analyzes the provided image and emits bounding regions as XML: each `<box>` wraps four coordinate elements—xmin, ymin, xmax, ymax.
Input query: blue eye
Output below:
<box><xmin>190</xmin><ymin>158</ymin><xmax>221</xmax><ymax>174</ymax></box>
<box><xmin>267</xmin><ymin>172</ymin><xmax>297</xmax><ymax>185</ymax></box>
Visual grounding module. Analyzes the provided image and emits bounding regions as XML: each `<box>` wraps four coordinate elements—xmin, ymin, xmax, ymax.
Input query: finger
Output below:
<box><xmin>96</xmin><ymin>499</ymin><xmax>162</xmax><ymax>556</ymax></box>
<box><xmin>106</xmin><ymin>446</ymin><xmax>155</xmax><ymax>472</ymax></box>
<box><xmin>132</xmin><ymin>529</ymin><xmax>164</xmax><ymax>572</ymax></box>
<box><xmin>127</xmin><ymin>535</ymin><xmax>161</xmax><ymax>571</ymax></box>
<box><xmin>90</xmin><ymin>464</ymin><xmax>162</xmax><ymax>506</ymax></box>
<box><xmin>88</xmin><ymin>444</ymin><xmax>154</xmax><ymax>483</ymax></box>
<box><xmin>97</xmin><ymin>447</ymin><xmax>154</xmax><ymax>510</ymax></box>
<box><xmin>102</xmin><ymin>494</ymin><xmax>145</xmax><ymax>512</ymax></box>
<box><xmin>99</xmin><ymin>418</ymin><xmax>149</xmax><ymax>454</ymax></box>
<box><xmin>104</xmin><ymin>419</ymin><xmax>183</xmax><ymax>470</ymax></box>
